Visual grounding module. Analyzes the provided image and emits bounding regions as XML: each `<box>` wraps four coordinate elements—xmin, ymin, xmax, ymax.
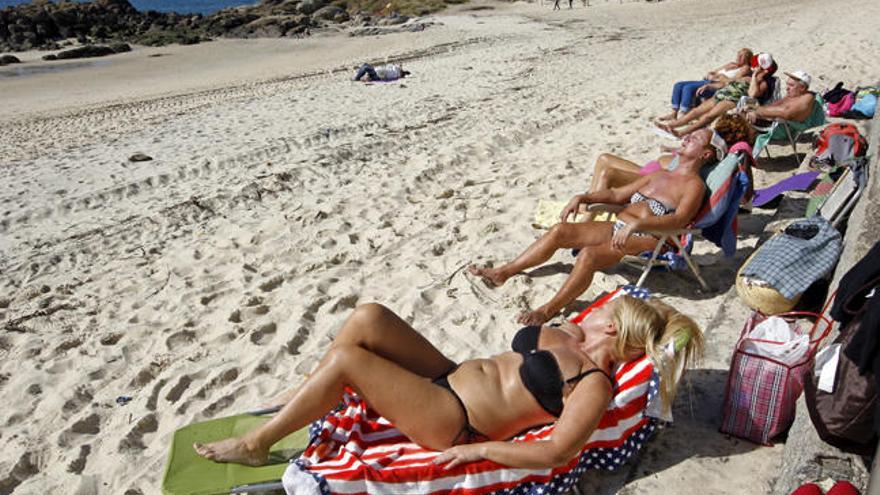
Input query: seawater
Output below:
<box><xmin>0</xmin><ymin>0</ymin><xmax>257</xmax><ymax>15</ymax></box>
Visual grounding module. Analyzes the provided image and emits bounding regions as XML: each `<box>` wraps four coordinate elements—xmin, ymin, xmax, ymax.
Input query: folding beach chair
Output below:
<box><xmin>162</xmin><ymin>407</ymin><xmax>310</xmax><ymax>495</ymax></box>
<box><xmin>589</xmin><ymin>149</ymin><xmax>752</xmax><ymax>291</ymax></box>
<box><xmin>752</xmin><ymin>94</ymin><xmax>827</xmax><ymax>163</ymax></box>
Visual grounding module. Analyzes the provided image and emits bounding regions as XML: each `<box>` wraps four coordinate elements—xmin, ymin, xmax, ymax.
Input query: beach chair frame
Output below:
<box><xmin>753</xmin><ymin>95</ymin><xmax>827</xmax><ymax>164</ymax></box>
<box><xmin>587</xmin><ymin>203</ymin><xmax>709</xmax><ymax>290</ymax></box>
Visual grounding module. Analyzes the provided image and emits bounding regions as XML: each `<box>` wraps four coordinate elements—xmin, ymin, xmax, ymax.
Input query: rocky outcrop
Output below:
<box><xmin>0</xmin><ymin>0</ymin><xmax>447</xmax><ymax>52</ymax></box>
<box><xmin>40</xmin><ymin>42</ymin><xmax>130</xmax><ymax>60</ymax></box>
<box><xmin>0</xmin><ymin>53</ymin><xmax>21</xmax><ymax>64</ymax></box>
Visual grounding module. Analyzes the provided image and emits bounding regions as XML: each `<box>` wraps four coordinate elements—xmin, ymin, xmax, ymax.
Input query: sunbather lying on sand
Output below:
<box><xmin>352</xmin><ymin>62</ymin><xmax>410</xmax><ymax>82</ymax></box>
<box><xmin>470</xmin><ymin>128</ymin><xmax>725</xmax><ymax>326</ymax></box>
<box><xmin>587</xmin><ymin>113</ymin><xmax>755</xmax><ymax>219</ymax></box>
<box><xmin>194</xmin><ymin>300</ymin><xmax>701</xmax><ymax>468</ymax></box>
<box><xmin>657</xmin><ymin>53</ymin><xmax>777</xmax><ymax>137</ymax></box>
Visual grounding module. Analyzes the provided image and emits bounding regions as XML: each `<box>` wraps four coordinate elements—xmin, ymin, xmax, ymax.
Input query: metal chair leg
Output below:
<box><xmin>669</xmin><ymin>235</ymin><xmax>709</xmax><ymax>290</ymax></box>
<box><xmin>636</xmin><ymin>236</ymin><xmax>668</xmax><ymax>287</ymax></box>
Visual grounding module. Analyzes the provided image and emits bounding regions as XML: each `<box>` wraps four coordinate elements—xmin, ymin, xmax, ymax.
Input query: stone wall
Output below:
<box><xmin>773</xmin><ymin>113</ymin><xmax>880</xmax><ymax>494</ymax></box>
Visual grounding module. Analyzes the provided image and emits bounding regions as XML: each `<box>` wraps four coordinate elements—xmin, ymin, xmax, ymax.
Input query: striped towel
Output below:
<box><xmin>282</xmin><ymin>286</ymin><xmax>665</xmax><ymax>495</ymax></box>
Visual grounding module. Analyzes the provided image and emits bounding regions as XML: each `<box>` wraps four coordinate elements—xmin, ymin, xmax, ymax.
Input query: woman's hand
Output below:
<box><xmin>433</xmin><ymin>444</ymin><xmax>486</xmax><ymax>470</ymax></box>
<box><xmin>559</xmin><ymin>194</ymin><xmax>585</xmax><ymax>223</ymax></box>
<box><xmin>695</xmin><ymin>84</ymin><xmax>710</xmax><ymax>96</ymax></box>
<box><xmin>611</xmin><ymin>221</ymin><xmax>635</xmax><ymax>251</ymax></box>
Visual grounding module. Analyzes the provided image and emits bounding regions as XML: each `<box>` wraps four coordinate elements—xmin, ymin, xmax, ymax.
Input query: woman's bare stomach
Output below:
<box><xmin>447</xmin><ymin>354</ymin><xmax>555</xmax><ymax>440</ymax></box>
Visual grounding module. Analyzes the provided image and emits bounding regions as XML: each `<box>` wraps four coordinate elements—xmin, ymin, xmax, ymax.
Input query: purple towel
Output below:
<box><xmin>753</xmin><ymin>172</ymin><xmax>821</xmax><ymax>207</ymax></box>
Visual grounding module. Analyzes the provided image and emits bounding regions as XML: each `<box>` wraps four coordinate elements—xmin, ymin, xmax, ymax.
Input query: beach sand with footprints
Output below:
<box><xmin>1</xmin><ymin>0</ymin><xmax>878</xmax><ymax>492</ymax></box>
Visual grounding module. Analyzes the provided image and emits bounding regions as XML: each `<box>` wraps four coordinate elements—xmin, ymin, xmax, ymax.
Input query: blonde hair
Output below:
<box><xmin>611</xmin><ymin>295</ymin><xmax>704</xmax><ymax>414</ymax></box>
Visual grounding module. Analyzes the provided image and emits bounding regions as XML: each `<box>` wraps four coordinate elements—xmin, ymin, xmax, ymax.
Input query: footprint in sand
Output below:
<box><xmin>118</xmin><ymin>413</ymin><xmax>158</xmax><ymax>453</ymax></box>
<box><xmin>258</xmin><ymin>275</ymin><xmax>284</xmax><ymax>293</ymax></box>
<box><xmin>250</xmin><ymin>322</ymin><xmax>277</xmax><ymax>345</ymax></box>
<box><xmin>177</xmin><ymin>368</ymin><xmax>239</xmax><ymax>415</ymax></box>
<box><xmin>67</xmin><ymin>444</ymin><xmax>91</xmax><ymax>474</ymax></box>
<box><xmin>0</xmin><ymin>451</ymin><xmax>40</xmax><ymax>493</ymax></box>
<box><xmin>165</xmin><ymin>375</ymin><xmax>192</xmax><ymax>404</ymax></box>
<box><xmin>62</xmin><ymin>386</ymin><xmax>94</xmax><ymax>416</ymax></box>
<box><xmin>285</xmin><ymin>326</ymin><xmax>310</xmax><ymax>355</ymax></box>
<box><xmin>166</xmin><ymin>330</ymin><xmax>197</xmax><ymax>350</ymax></box>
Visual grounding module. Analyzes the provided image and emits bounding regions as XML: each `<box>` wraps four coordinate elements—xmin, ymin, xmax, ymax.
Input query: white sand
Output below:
<box><xmin>1</xmin><ymin>0</ymin><xmax>878</xmax><ymax>492</ymax></box>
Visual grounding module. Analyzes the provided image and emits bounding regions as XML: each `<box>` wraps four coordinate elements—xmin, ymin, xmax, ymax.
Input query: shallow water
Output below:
<box><xmin>0</xmin><ymin>59</ymin><xmax>112</xmax><ymax>78</ymax></box>
<box><xmin>0</xmin><ymin>0</ymin><xmax>256</xmax><ymax>15</ymax></box>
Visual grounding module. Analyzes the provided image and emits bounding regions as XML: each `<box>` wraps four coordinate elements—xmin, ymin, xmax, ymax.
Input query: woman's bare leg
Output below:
<box><xmin>470</xmin><ymin>221</ymin><xmax>617</xmax><ymax>288</ymax></box>
<box><xmin>517</xmin><ymin>232</ymin><xmax>660</xmax><ymax>325</ymax></box>
<box><xmin>267</xmin><ymin>304</ymin><xmax>455</xmax><ymax>407</ymax></box>
<box><xmin>584</xmin><ymin>154</ymin><xmax>641</xmax><ymax>220</ymax></box>
<box><xmin>674</xmin><ymin>100</ymin><xmax>735</xmax><ymax>136</ymax></box>
<box><xmin>194</xmin><ymin>324</ymin><xmax>467</xmax><ymax>465</ymax></box>
<box><xmin>661</xmin><ymin>98</ymin><xmax>716</xmax><ymax>131</ymax></box>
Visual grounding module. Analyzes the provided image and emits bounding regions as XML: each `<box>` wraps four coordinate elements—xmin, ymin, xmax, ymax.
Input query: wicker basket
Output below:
<box><xmin>736</xmin><ymin>249</ymin><xmax>802</xmax><ymax>315</ymax></box>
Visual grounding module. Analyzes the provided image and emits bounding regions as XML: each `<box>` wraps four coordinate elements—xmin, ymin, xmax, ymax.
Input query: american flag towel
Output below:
<box><xmin>282</xmin><ymin>286</ymin><xmax>663</xmax><ymax>495</ymax></box>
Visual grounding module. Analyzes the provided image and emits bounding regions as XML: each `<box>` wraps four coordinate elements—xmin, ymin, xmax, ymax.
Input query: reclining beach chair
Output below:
<box><xmin>752</xmin><ymin>94</ymin><xmax>827</xmax><ymax>163</ymax></box>
<box><xmin>164</xmin><ymin>286</ymin><xmax>690</xmax><ymax>495</ymax></box>
<box><xmin>589</xmin><ymin>147</ymin><xmax>753</xmax><ymax>291</ymax></box>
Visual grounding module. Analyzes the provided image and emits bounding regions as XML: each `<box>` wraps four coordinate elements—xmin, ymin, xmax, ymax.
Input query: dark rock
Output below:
<box><xmin>55</xmin><ymin>44</ymin><xmax>116</xmax><ymax>60</ymax></box>
<box><xmin>129</xmin><ymin>153</ymin><xmax>153</xmax><ymax>162</ymax></box>
<box><xmin>0</xmin><ymin>54</ymin><xmax>20</xmax><ymax>65</ymax></box>
<box><xmin>378</xmin><ymin>13</ymin><xmax>409</xmax><ymax>25</ymax></box>
<box><xmin>312</xmin><ymin>5</ymin><xmax>343</xmax><ymax>20</ymax></box>
<box><xmin>109</xmin><ymin>42</ymin><xmax>131</xmax><ymax>53</ymax></box>
<box><xmin>42</xmin><ymin>54</ymin><xmax>57</xmax><ymax>61</ymax></box>
<box><xmin>297</xmin><ymin>0</ymin><xmax>328</xmax><ymax>15</ymax></box>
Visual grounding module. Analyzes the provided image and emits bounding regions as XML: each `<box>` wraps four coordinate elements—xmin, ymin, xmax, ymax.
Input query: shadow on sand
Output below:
<box><xmin>576</xmin><ymin>369</ymin><xmax>763</xmax><ymax>494</ymax></box>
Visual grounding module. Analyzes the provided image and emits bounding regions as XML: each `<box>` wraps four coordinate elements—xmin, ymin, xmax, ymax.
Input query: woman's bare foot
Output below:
<box><xmin>468</xmin><ymin>264</ymin><xmax>508</xmax><ymax>287</ymax></box>
<box><xmin>193</xmin><ymin>436</ymin><xmax>268</xmax><ymax>466</ymax></box>
<box><xmin>516</xmin><ymin>308</ymin><xmax>553</xmax><ymax>326</ymax></box>
<box><xmin>655</xmin><ymin>111</ymin><xmax>677</xmax><ymax>122</ymax></box>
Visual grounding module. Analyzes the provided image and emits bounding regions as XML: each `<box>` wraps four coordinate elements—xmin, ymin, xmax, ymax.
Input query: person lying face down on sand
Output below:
<box><xmin>469</xmin><ymin>128</ymin><xmax>724</xmax><ymax>326</ymax></box>
<box><xmin>194</xmin><ymin>299</ymin><xmax>702</xmax><ymax>469</ymax></box>
<box><xmin>352</xmin><ymin>62</ymin><xmax>411</xmax><ymax>82</ymax></box>
<box><xmin>743</xmin><ymin>70</ymin><xmax>815</xmax><ymax>126</ymax></box>
<box><xmin>656</xmin><ymin>47</ymin><xmax>754</xmax><ymax>122</ymax></box>
<box><xmin>586</xmin><ymin>113</ymin><xmax>756</xmax><ymax>219</ymax></box>
<box><xmin>657</xmin><ymin>53</ymin><xmax>777</xmax><ymax>138</ymax></box>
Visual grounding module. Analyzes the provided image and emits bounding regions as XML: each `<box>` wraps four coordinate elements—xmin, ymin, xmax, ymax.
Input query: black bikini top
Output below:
<box><xmin>512</xmin><ymin>325</ymin><xmax>613</xmax><ymax>417</ymax></box>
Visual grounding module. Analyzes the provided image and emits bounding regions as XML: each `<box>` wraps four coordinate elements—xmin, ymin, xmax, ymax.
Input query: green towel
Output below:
<box><xmin>753</xmin><ymin>95</ymin><xmax>826</xmax><ymax>157</ymax></box>
<box><xmin>162</xmin><ymin>414</ymin><xmax>311</xmax><ymax>495</ymax></box>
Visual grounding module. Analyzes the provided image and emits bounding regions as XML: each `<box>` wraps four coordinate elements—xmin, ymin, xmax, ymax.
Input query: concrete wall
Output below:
<box><xmin>773</xmin><ymin>114</ymin><xmax>880</xmax><ymax>494</ymax></box>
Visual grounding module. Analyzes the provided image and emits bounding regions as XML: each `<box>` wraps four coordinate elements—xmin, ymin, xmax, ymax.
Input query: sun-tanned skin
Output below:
<box><xmin>658</xmin><ymin>65</ymin><xmax>771</xmax><ymax>137</ymax></box>
<box><xmin>469</xmin><ymin>129</ymin><xmax>715</xmax><ymax>326</ymax></box>
<box><xmin>745</xmin><ymin>76</ymin><xmax>814</xmax><ymax>124</ymax></box>
<box><xmin>656</xmin><ymin>48</ymin><xmax>752</xmax><ymax>122</ymax></box>
<box><xmin>194</xmin><ymin>302</ymin><xmax>620</xmax><ymax>469</ymax></box>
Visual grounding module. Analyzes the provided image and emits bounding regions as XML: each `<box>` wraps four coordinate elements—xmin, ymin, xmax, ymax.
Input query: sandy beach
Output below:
<box><xmin>1</xmin><ymin>0</ymin><xmax>879</xmax><ymax>492</ymax></box>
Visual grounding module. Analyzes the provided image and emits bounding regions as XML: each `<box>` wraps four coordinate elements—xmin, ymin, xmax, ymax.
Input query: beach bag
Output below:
<box><xmin>804</xmin><ymin>318</ymin><xmax>878</xmax><ymax>455</ymax></box>
<box><xmin>825</xmin><ymin>92</ymin><xmax>855</xmax><ymax>117</ymax></box>
<box><xmin>720</xmin><ymin>309</ymin><xmax>832</xmax><ymax>445</ymax></box>
<box><xmin>850</xmin><ymin>93</ymin><xmax>877</xmax><ymax>118</ymax></box>
<box><xmin>810</xmin><ymin>123</ymin><xmax>868</xmax><ymax>170</ymax></box>
<box><xmin>823</xmin><ymin>82</ymin><xmax>853</xmax><ymax>105</ymax></box>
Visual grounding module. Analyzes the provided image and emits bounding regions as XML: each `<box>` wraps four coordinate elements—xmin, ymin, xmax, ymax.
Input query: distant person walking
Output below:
<box><xmin>569</xmin><ymin>0</ymin><xmax>573</xmax><ymax>8</ymax></box>
<box><xmin>553</xmin><ymin>0</ymin><xmax>560</xmax><ymax>10</ymax></box>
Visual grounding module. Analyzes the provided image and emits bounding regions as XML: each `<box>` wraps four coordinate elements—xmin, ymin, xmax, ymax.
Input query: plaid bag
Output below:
<box><xmin>720</xmin><ymin>309</ymin><xmax>833</xmax><ymax>445</ymax></box>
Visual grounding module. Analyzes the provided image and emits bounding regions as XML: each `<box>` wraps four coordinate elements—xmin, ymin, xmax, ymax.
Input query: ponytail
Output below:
<box><xmin>612</xmin><ymin>296</ymin><xmax>704</xmax><ymax>414</ymax></box>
